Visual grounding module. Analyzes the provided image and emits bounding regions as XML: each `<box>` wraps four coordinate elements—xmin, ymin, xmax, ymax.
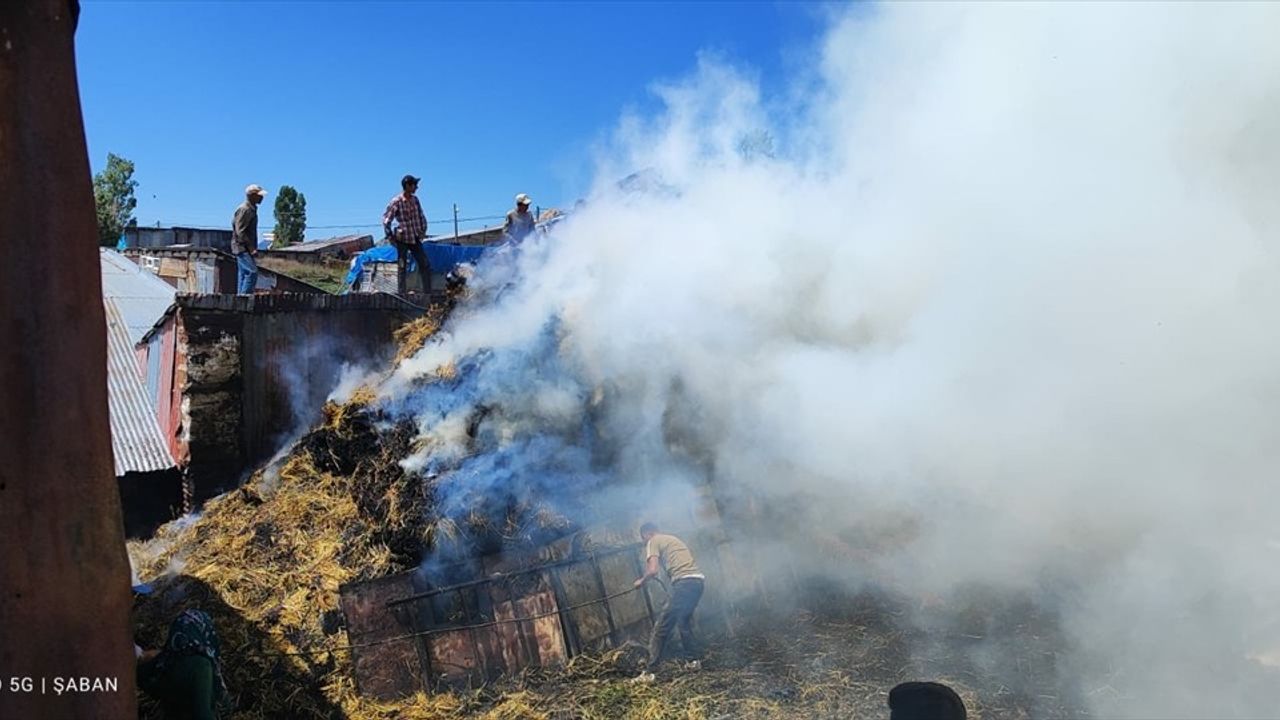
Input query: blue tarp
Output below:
<box><xmin>345</xmin><ymin>242</ymin><xmax>488</xmax><ymax>288</ymax></box>
<box><xmin>424</xmin><ymin>242</ymin><xmax>487</xmax><ymax>270</ymax></box>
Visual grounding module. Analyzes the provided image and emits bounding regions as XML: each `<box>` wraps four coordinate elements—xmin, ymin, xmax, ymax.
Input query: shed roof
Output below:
<box><xmin>104</xmin><ymin>298</ymin><xmax>177</xmax><ymax>475</ymax></box>
<box><xmin>272</xmin><ymin>234</ymin><xmax>374</xmax><ymax>254</ymax></box>
<box><xmin>123</xmin><ymin>246</ymin><xmax>332</xmax><ymax>295</ymax></box>
<box><xmin>100</xmin><ymin>248</ymin><xmax>177</xmax><ymax>345</ymax></box>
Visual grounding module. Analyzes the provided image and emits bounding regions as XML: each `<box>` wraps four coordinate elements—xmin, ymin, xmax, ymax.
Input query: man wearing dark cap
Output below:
<box><xmin>888</xmin><ymin>681</ymin><xmax>967</xmax><ymax>720</ymax></box>
<box><xmin>382</xmin><ymin>174</ymin><xmax>432</xmax><ymax>295</ymax></box>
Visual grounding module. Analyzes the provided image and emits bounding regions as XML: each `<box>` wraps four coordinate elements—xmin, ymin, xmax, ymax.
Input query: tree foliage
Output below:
<box><xmin>93</xmin><ymin>153</ymin><xmax>138</xmax><ymax>246</ymax></box>
<box><xmin>273</xmin><ymin>186</ymin><xmax>307</xmax><ymax>247</ymax></box>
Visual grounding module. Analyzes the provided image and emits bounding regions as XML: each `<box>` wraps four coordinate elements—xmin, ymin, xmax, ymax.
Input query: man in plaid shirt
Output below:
<box><xmin>382</xmin><ymin>174</ymin><xmax>432</xmax><ymax>294</ymax></box>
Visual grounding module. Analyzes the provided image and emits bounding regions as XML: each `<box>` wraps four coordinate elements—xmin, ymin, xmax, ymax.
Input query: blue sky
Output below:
<box><xmin>76</xmin><ymin>1</ymin><xmax>830</xmax><ymax>239</ymax></box>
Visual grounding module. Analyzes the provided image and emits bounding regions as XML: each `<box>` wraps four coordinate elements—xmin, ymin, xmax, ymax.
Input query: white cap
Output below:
<box><xmin>245</xmin><ymin>184</ymin><xmax>268</xmax><ymax>197</ymax></box>
<box><xmin>515</xmin><ymin>193</ymin><xmax>532</xmax><ymax>206</ymax></box>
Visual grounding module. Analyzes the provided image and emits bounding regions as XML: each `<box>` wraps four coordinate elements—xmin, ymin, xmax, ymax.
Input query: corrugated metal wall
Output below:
<box><xmin>125</xmin><ymin>227</ymin><xmax>232</xmax><ymax>252</ymax></box>
<box><xmin>138</xmin><ymin>314</ymin><xmax>188</xmax><ymax>470</ymax></box>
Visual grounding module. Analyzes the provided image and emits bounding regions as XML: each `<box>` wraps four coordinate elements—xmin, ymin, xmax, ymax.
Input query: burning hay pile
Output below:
<box><xmin>128</xmin><ymin>309</ymin><xmax>1074</xmax><ymax>719</ymax></box>
<box><xmin>126</xmin><ymin>311</ymin><xmax>595</xmax><ymax>718</ymax></box>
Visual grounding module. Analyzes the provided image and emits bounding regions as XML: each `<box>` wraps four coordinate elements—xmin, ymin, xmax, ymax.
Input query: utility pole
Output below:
<box><xmin>453</xmin><ymin>203</ymin><xmax>459</xmax><ymax>240</ymax></box>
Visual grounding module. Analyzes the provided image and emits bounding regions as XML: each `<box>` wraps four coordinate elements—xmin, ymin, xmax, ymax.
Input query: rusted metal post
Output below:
<box><xmin>0</xmin><ymin>2</ymin><xmax>138</xmax><ymax>717</ymax></box>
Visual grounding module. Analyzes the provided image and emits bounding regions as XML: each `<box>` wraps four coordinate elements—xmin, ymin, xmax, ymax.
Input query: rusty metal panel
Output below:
<box><xmin>340</xmin><ymin>574</ymin><xmax>426</xmax><ymax>700</ymax></box>
<box><xmin>490</xmin><ymin>576</ymin><xmax>567</xmax><ymax>671</ymax></box>
<box><xmin>427</xmin><ymin>628</ymin><xmax>483</xmax><ymax>686</ymax></box>
<box><xmin>554</xmin><ymin>561</ymin><xmax>614</xmax><ymax>653</ymax></box>
<box><xmin>167</xmin><ymin>319</ymin><xmax>187</xmax><ymax>466</ymax></box>
<box><xmin>599</xmin><ymin>551</ymin><xmax>653</xmax><ymax>643</ymax></box>
<box><xmin>341</xmin><ymin>544</ymin><xmax>675</xmax><ymax>701</ymax></box>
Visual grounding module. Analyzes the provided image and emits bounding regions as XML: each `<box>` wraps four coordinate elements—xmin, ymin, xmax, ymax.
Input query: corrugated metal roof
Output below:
<box><xmin>100</xmin><ymin>248</ymin><xmax>177</xmax><ymax>345</ymax></box>
<box><xmin>272</xmin><ymin>234</ymin><xmax>374</xmax><ymax>253</ymax></box>
<box><xmin>426</xmin><ymin>226</ymin><xmax>504</xmax><ymax>242</ymax></box>
<box><xmin>104</xmin><ymin>298</ymin><xmax>177</xmax><ymax>475</ymax></box>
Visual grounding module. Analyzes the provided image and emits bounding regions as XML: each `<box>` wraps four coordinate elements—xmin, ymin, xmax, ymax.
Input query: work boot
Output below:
<box><xmin>630</xmin><ymin>671</ymin><xmax>655</xmax><ymax>684</ymax></box>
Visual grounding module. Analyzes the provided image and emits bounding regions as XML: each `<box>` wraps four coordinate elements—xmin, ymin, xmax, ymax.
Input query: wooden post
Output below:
<box><xmin>0</xmin><ymin>2</ymin><xmax>138</xmax><ymax>717</ymax></box>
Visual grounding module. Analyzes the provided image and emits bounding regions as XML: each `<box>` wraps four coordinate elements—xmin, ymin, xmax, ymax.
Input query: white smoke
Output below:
<box><xmin>389</xmin><ymin>3</ymin><xmax>1280</xmax><ymax>716</ymax></box>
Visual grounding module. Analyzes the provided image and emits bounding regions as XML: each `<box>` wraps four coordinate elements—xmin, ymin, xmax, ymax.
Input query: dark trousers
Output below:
<box><xmin>647</xmin><ymin>578</ymin><xmax>704</xmax><ymax>669</ymax></box>
<box><xmin>396</xmin><ymin>241</ymin><xmax>432</xmax><ymax>294</ymax></box>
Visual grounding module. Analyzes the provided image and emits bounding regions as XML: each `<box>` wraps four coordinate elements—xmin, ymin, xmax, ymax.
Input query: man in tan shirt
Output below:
<box><xmin>632</xmin><ymin>522</ymin><xmax>705</xmax><ymax>681</ymax></box>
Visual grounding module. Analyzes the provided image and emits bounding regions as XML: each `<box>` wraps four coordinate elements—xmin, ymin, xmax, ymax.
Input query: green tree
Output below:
<box><xmin>273</xmin><ymin>186</ymin><xmax>307</xmax><ymax>247</ymax></box>
<box><xmin>92</xmin><ymin>153</ymin><xmax>138</xmax><ymax>246</ymax></box>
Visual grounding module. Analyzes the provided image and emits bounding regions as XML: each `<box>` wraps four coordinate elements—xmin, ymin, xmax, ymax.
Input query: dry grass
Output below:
<box><xmin>256</xmin><ymin>256</ymin><xmax>349</xmax><ymax>294</ymax></box>
<box><xmin>393</xmin><ymin>306</ymin><xmax>448</xmax><ymax>364</ymax></box>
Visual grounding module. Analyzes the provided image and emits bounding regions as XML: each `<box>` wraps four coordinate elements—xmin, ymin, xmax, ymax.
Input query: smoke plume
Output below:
<box><xmin>380</xmin><ymin>3</ymin><xmax>1280</xmax><ymax>716</ymax></box>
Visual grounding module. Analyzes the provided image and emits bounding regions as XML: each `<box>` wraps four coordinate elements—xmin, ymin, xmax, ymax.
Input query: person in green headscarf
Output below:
<box><xmin>137</xmin><ymin>610</ymin><xmax>229</xmax><ymax>720</ymax></box>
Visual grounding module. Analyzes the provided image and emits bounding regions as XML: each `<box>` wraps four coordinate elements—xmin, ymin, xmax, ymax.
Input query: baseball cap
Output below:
<box><xmin>402</xmin><ymin>174</ymin><xmax>421</xmax><ymax>187</ymax></box>
<box><xmin>245</xmin><ymin>184</ymin><xmax>268</xmax><ymax>197</ymax></box>
<box><xmin>515</xmin><ymin>193</ymin><xmax>532</xmax><ymax>206</ymax></box>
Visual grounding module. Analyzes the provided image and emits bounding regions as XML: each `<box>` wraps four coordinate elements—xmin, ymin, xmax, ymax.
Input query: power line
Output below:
<box><xmin>148</xmin><ymin>214</ymin><xmax>509</xmax><ymax>232</ymax></box>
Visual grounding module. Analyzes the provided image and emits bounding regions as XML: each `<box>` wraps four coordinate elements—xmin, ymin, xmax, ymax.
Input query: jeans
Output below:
<box><xmin>235</xmin><ymin>252</ymin><xmax>258</xmax><ymax>294</ymax></box>
<box><xmin>647</xmin><ymin>578</ymin><xmax>704</xmax><ymax>669</ymax></box>
<box><xmin>395</xmin><ymin>241</ymin><xmax>432</xmax><ymax>294</ymax></box>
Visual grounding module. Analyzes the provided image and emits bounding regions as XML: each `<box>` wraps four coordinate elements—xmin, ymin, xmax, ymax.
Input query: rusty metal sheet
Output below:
<box><xmin>599</xmin><ymin>551</ymin><xmax>653</xmax><ymax>643</ymax></box>
<box><xmin>490</xmin><ymin>582</ymin><xmax>567</xmax><ymax>671</ymax></box>
<box><xmin>427</xmin><ymin>628</ymin><xmax>482</xmax><ymax>685</ymax></box>
<box><xmin>343</xmin><ymin>544</ymin><xmax>683</xmax><ymax>701</ymax></box>
<box><xmin>554</xmin><ymin>562</ymin><xmax>614</xmax><ymax>653</ymax></box>
<box><xmin>339</xmin><ymin>574</ymin><xmax>425</xmax><ymax>700</ymax></box>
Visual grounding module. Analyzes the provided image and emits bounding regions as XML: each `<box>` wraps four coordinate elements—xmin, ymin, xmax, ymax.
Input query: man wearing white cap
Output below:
<box><xmin>502</xmin><ymin>193</ymin><xmax>536</xmax><ymax>245</ymax></box>
<box><xmin>232</xmin><ymin>184</ymin><xmax>267</xmax><ymax>294</ymax></box>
